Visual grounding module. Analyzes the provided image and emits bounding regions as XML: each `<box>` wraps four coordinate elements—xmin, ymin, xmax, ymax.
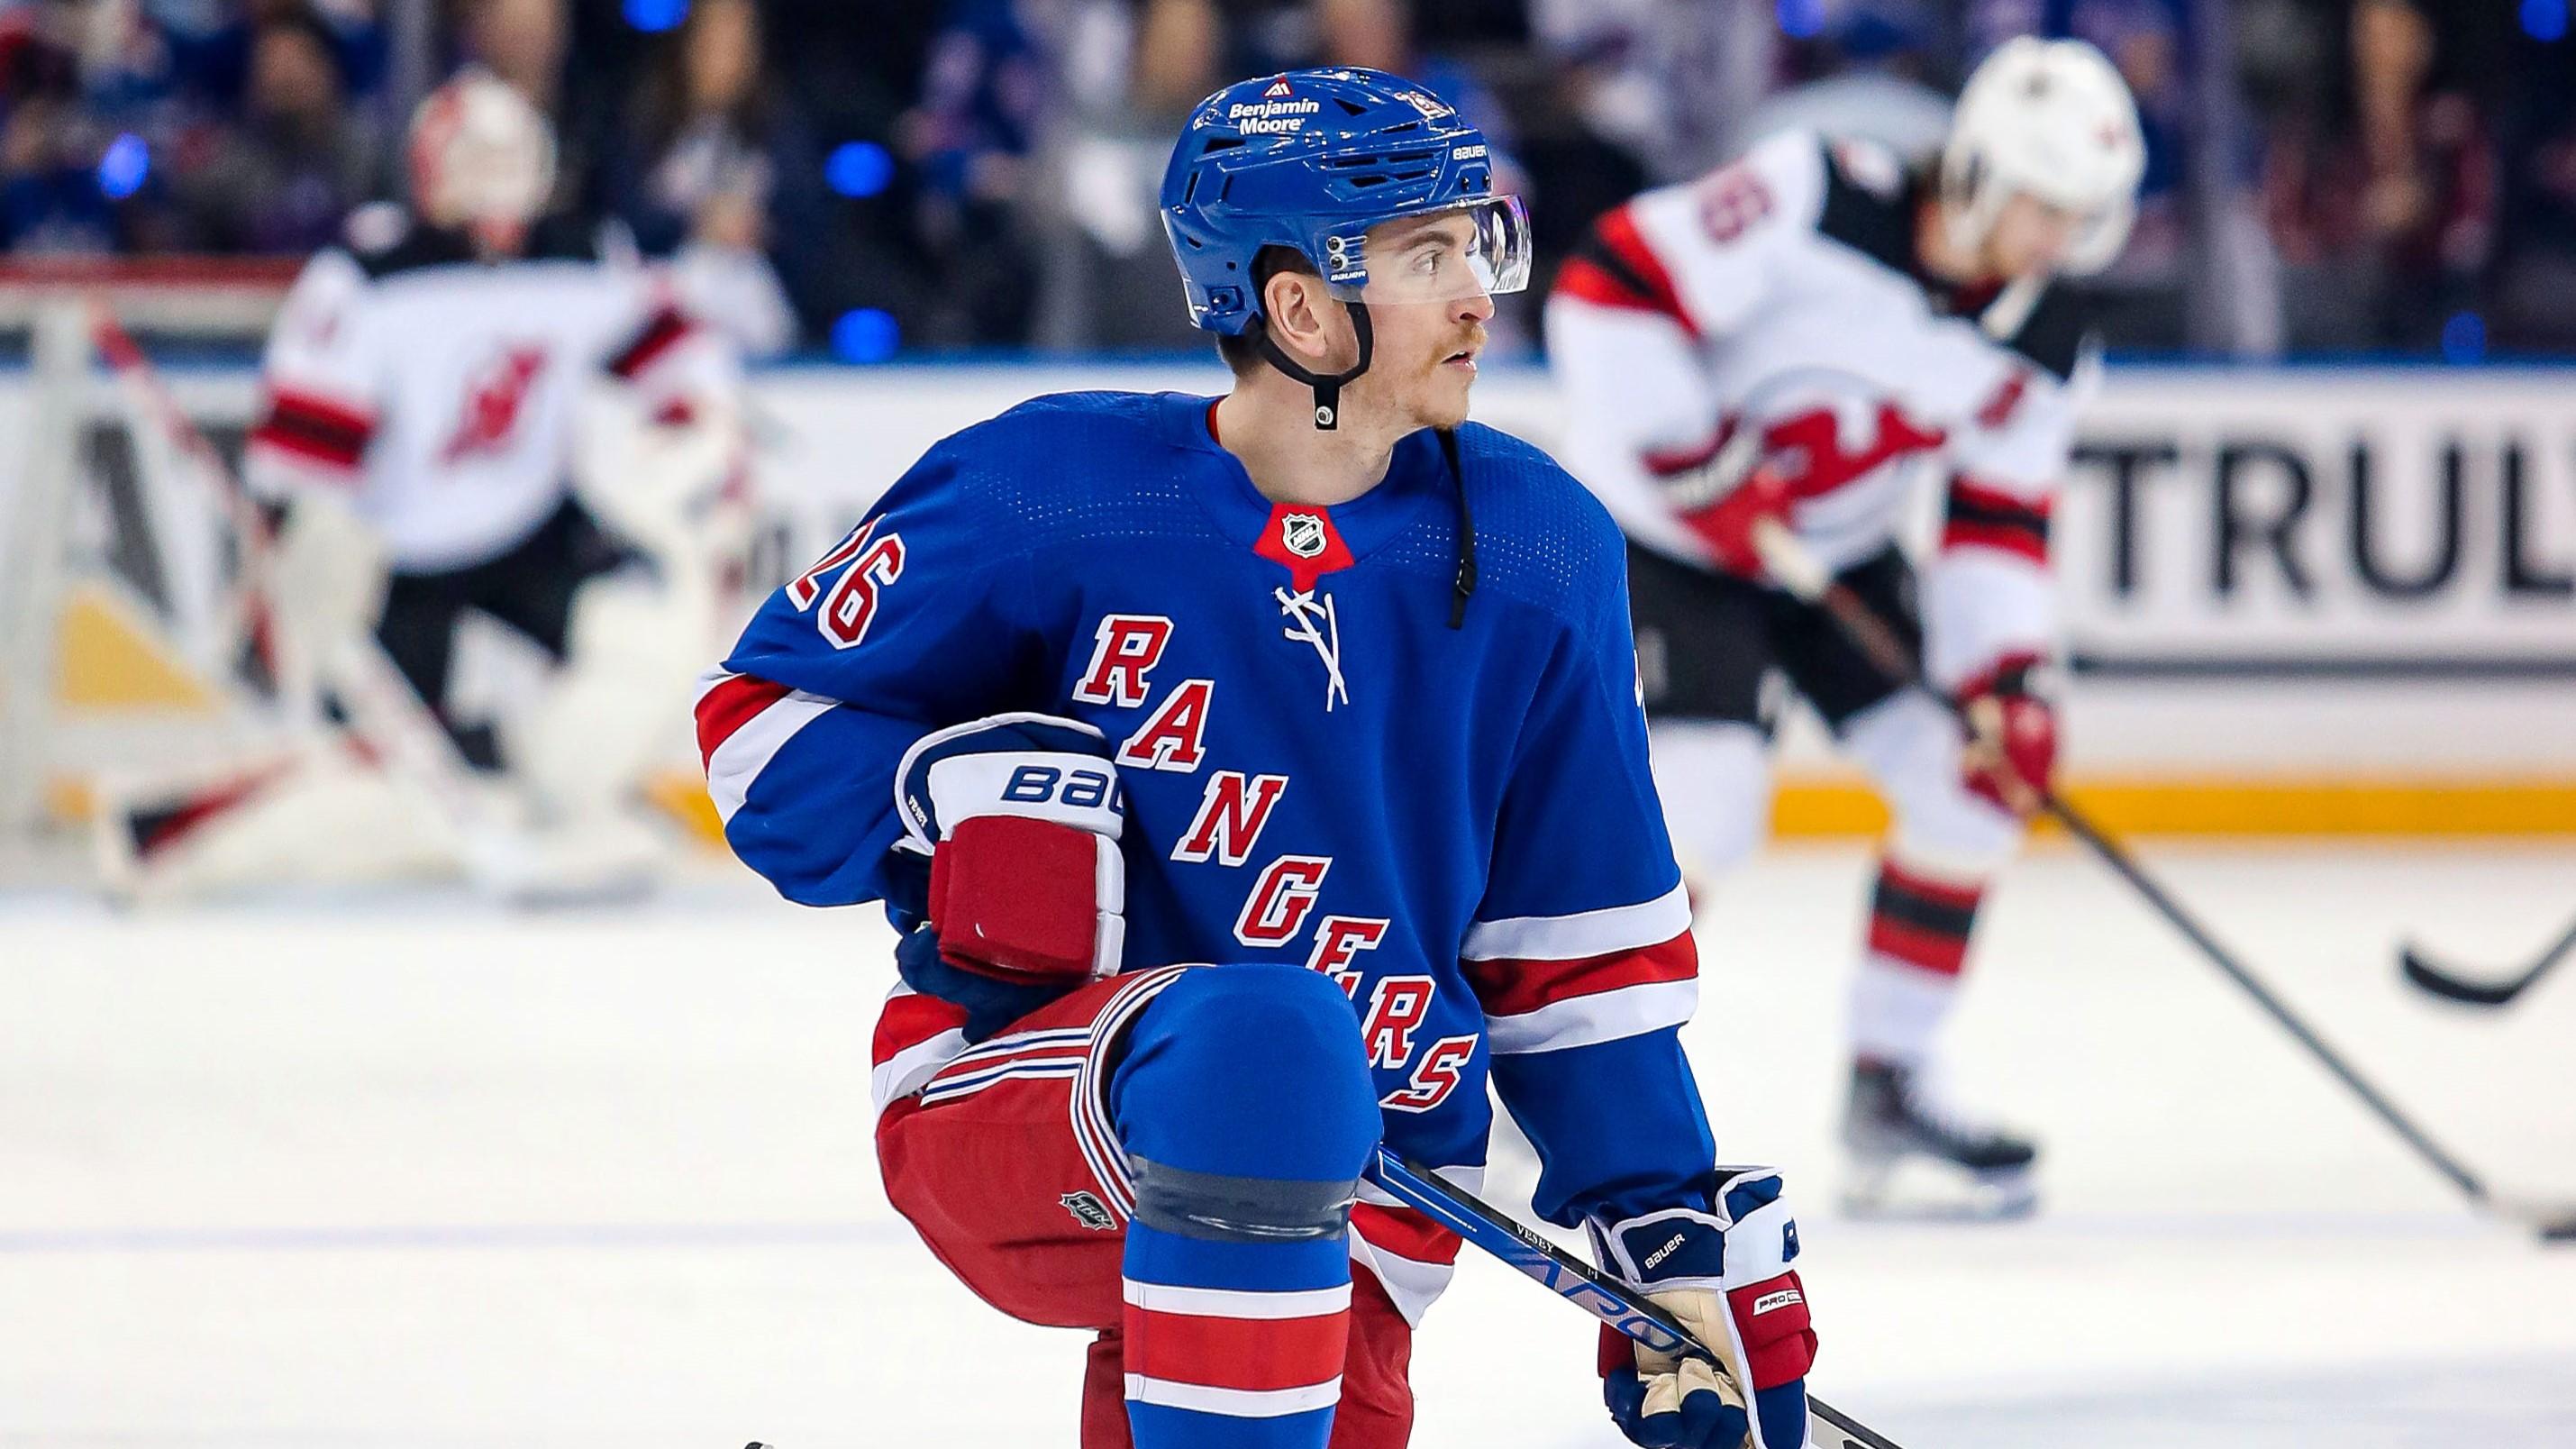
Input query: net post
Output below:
<box><xmin>0</xmin><ymin>296</ymin><xmax>98</xmax><ymax>838</ymax></box>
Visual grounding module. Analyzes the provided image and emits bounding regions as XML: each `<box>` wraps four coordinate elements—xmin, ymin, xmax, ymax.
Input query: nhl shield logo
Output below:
<box><xmin>1061</xmin><ymin>1191</ymin><xmax>1116</xmax><ymax>1231</ymax></box>
<box><xmin>1281</xmin><ymin>512</ymin><xmax>1328</xmax><ymax>559</ymax></box>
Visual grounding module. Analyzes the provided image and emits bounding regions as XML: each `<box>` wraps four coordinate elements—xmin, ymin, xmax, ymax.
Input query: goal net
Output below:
<box><xmin>0</xmin><ymin>257</ymin><xmax>299</xmax><ymax>872</ymax></box>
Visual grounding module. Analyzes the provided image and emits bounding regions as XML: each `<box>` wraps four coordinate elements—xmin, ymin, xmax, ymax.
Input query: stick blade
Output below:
<box><xmin>2399</xmin><ymin>945</ymin><xmax>2523</xmax><ymax>1007</ymax></box>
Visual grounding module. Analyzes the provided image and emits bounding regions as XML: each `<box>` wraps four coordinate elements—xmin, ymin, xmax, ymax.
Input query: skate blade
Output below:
<box><xmin>1840</xmin><ymin>1153</ymin><xmax>2037</xmax><ymax>1222</ymax></box>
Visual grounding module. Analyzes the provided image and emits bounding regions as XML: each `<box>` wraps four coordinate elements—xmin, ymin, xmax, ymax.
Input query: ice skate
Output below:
<box><xmin>1840</xmin><ymin>1059</ymin><xmax>2038</xmax><ymax>1220</ymax></box>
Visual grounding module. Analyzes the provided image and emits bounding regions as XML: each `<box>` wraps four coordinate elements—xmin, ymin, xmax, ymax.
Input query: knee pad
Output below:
<box><xmin>1838</xmin><ymin>692</ymin><xmax>2022</xmax><ymax>876</ymax></box>
<box><xmin>1113</xmin><ymin>965</ymin><xmax>1379</xmax><ymax>1242</ymax></box>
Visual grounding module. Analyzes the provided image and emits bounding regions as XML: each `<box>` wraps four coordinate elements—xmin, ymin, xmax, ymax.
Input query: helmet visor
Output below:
<box><xmin>1328</xmin><ymin>196</ymin><xmax>1532</xmax><ymax>308</ymax></box>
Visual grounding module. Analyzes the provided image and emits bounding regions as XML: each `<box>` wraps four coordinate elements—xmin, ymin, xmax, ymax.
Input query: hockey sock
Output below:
<box><xmin>1108</xmin><ymin>965</ymin><xmax>1380</xmax><ymax>1449</ymax></box>
<box><xmin>1849</xmin><ymin>854</ymin><xmax>1987</xmax><ymax>1068</ymax></box>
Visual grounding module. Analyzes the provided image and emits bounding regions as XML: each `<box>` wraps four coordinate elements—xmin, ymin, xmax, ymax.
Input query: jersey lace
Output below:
<box><xmin>1274</xmin><ymin>586</ymin><xmax>1348</xmax><ymax>711</ymax></box>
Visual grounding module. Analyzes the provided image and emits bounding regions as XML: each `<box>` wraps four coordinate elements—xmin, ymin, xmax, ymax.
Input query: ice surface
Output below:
<box><xmin>4</xmin><ymin>843</ymin><xmax>2573</xmax><ymax>1446</ymax></box>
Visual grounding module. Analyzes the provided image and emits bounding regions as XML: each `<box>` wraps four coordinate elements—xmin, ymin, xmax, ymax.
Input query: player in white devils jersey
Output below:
<box><xmin>1546</xmin><ymin>38</ymin><xmax>2144</xmax><ymax>1217</ymax></box>
<box><xmin>96</xmin><ymin>68</ymin><xmax>748</xmax><ymax>902</ymax></box>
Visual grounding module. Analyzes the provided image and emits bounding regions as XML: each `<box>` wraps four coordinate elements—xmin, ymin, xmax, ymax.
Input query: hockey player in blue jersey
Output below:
<box><xmin>698</xmin><ymin>68</ymin><xmax>1819</xmax><ymax>1449</ymax></box>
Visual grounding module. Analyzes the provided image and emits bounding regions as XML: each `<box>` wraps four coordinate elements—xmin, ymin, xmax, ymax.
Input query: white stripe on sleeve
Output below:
<box><xmin>704</xmin><ymin>689</ymin><xmax>840</xmax><ymax>825</ymax></box>
<box><xmin>1461</xmin><ymin>881</ymin><xmax>1691</xmax><ymax>962</ymax></box>
<box><xmin>1481</xmin><ymin>977</ymin><xmax>1698</xmax><ymax>1055</ymax></box>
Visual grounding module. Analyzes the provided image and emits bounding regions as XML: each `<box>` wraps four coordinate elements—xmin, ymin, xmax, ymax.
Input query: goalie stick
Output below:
<box><xmin>1365</xmin><ymin>1151</ymin><xmax>1907</xmax><ymax>1449</ymax></box>
<box><xmin>1739</xmin><ymin>514</ymin><xmax>2576</xmax><ymax>1244</ymax></box>
<box><xmin>2399</xmin><ymin>915</ymin><xmax>2576</xmax><ymax>1008</ymax></box>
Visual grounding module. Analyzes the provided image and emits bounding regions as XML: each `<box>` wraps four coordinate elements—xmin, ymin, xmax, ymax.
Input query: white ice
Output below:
<box><xmin>5</xmin><ymin>842</ymin><xmax>2574</xmax><ymax>1447</ymax></box>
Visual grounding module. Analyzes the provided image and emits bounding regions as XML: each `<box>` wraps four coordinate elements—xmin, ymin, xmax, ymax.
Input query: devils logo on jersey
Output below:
<box><xmin>439</xmin><ymin>343</ymin><xmax>550</xmax><ymax>464</ymax></box>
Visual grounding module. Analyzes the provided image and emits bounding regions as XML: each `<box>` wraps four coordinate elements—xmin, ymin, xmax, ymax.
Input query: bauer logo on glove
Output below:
<box><xmin>1593</xmin><ymin>1169</ymin><xmax>1820</xmax><ymax>1449</ymax></box>
<box><xmin>889</xmin><ymin>712</ymin><xmax>1129</xmax><ymax>1040</ymax></box>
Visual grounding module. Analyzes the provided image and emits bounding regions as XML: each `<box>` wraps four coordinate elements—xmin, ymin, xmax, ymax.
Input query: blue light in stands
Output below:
<box><xmin>2440</xmin><ymin>311</ymin><xmax>2487</xmax><ymax>363</ymax></box>
<box><xmin>824</xmin><ymin>141</ymin><xmax>894</xmax><ymax>198</ymax></box>
<box><xmin>96</xmin><ymin>132</ymin><xmax>150</xmax><ymax>200</ymax></box>
<box><xmin>624</xmin><ymin>0</ymin><xmax>688</xmax><ymax>32</ymax></box>
<box><xmin>2524</xmin><ymin>0</ymin><xmax>2568</xmax><ymax>42</ymax></box>
<box><xmin>832</xmin><ymin>309</ymin><xmax>900</xmax><ymax>363</ymax></box>
<box><xmin>1777</xmin><ymin>0</ymin><xmax>1825</xmax><ymax>39</ymax></box>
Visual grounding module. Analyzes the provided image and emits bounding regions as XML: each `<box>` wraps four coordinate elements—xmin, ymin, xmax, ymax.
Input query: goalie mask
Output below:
<box><xmin>408</xmin><ymin>68</ymin><xmax>557</xmax><ymax>249</ymax></box>
<box><xmin>1939</xmin><ymin>38</ymin><xmax>2145</xmax><ymax>278</ymax></box>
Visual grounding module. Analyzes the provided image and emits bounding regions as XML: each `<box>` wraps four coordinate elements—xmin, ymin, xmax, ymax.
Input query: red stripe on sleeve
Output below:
<box><xmin>693</xmin><ymin>673</ymin><xmax>791</xmax><ymax>767</ymax></box>
<box><xmin>246</xmin><ymin>423</ymin><xmax>363</xmax><ymax>474</ymax></box>
<box><xmin>266</xmin><ymin>386</ymin><xmax>377</xmax><ymax>440</ymax></box>
<box><xmin>872</xmin><ymin>992</ymin><xmax>971</xmax><ymax>1067</ymax></box>
<box><xmin>608</xmin><ymin>307</ymin><xmax>693</xmax><ymax>381</ymax></box>
<box><xmin>1552</xmin><ymin>255</ymin><xmax>1666</xmax><ymax>316</ymax></box>
<box><xmin>1123</xmin><ymin>1303</ymin><xmax>1349</xmax><ymax>1393</ymax></box>
<box><xmin>1947</xmin><ymin>477</ymin><xmax>2053</xmax><ymax>523</ymax></box>
<box><xmin>1592</xmin><ymin>207</ymin><xmax>1697</xmax><ymax>337</ymax></box>
<box><xmin>1941</xmin><ymin>476</ymin><xmax>2051</xmax><ymax>563</ymax></box>
<box><xmin>1938</xmin><ymin>521</ymin><xmax>2049</xmax><ymax>565</ymax></box>
<box><xmin>1461</xmin><ymin>930</ymin><xmax>1698</xmax><ymax>1020</ymax></box>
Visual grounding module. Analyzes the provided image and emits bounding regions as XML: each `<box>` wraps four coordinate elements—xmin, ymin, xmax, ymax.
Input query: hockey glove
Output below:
<box><xmin>891</xmin><ymin>713</ymin><xmax>1125</xmax><ymax>1040</ymax></box>
<box><xmin>1593</xmin><ymin>1169</ymin><xmax>1817</xmax><ymax>1449</ymax></box>
<box><xmin>1669</xmin><ymin>462</ymin><xmax>1795</xmax><ymax>580</ymax></box>
<box><xmin>1954</xmin><ymin>653</ymin><xmax>2057</xmax><ymax>818</ymax></box>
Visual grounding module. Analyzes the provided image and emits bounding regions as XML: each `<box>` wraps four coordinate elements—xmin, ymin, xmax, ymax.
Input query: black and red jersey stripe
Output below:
<box><xmin>249</xmin><ymin>387</ymin><xmax>375</xmax><ymax>471</ymax></box>
<box><xmin>606</xmin><ymin>305</ymin><xmax>693</xmax><ymax>381</ymax></box>
<box><xmin>1941</xmin><ymin>476</ymin><xmax>2051</xmax><ymax>564</ymax></box>
<box><xmin>1552</xmin><ymin>205</ymin><xmax>1699</xmax><ymax>339</ymax></box>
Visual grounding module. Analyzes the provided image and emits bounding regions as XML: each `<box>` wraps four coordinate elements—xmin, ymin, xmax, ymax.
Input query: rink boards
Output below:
<box><xmin>11</xmin><ymin>359</ymin><xmax>2575</xmax><ymax>835</ymax></box>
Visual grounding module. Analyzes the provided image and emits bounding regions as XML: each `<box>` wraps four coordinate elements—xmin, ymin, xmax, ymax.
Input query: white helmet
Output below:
<box><xmin>407</xmin><ymin>67</ymin><xmax>557</xmax><ymax>234</ymax></box>
<box><xmin>1940</xmin><ymin>37</ymin><xmax>2145</xmax><ymax>276</ymax></box>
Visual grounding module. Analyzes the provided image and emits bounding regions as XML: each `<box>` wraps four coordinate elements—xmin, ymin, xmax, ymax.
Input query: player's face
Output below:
<box><xmin>1352</xmin><ymin>213</ymin><xmax>1494</xmax><ymax>431</ymax></box>
<box><xmin>1983</xmin><ymin>194</ymin><xmax>2084</xmax><ymax>279</ymax></box>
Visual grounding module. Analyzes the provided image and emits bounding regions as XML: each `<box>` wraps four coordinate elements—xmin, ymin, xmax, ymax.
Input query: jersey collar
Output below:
<box><xmin>1157</xmin><ymin>391</ymin><xmax>1448</xmax><ymax>591</ymax></box>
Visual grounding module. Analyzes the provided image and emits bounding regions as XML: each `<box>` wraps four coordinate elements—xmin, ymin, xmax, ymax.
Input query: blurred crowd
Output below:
<box><xmin>3</xmin><ymin>0</ymin><xmax>2571</xmax><ymax>360</ymax></box>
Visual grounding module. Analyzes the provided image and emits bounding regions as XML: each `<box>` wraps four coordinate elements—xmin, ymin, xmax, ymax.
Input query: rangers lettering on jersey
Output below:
<box><xmin>702</xmin><ymin>389</ymin><xmax>1711</xmax><ymax>1326</ymax></box>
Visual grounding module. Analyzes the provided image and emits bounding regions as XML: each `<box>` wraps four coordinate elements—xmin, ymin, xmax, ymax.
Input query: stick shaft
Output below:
<box><xmin>1364</xmin><ymin>1151</ymin><xmax>1906</xmax><ymax>1449</ymax></box>
<box><xmin>1753</xmin><ymin>524</ymin><xmax>2502</xmax><ymax>1206</ymax></box>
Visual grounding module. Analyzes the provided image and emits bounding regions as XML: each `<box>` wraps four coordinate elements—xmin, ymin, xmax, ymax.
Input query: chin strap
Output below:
<box><xmin>1255</xmin><ymin>303</ymin><xmax>1375</xmax><ymax>431</ymax></box>
<box><xmin>1246</xmin><ymin>304</ymin><xmax>1474</xmax><ymax>626</ymax></box>
<box><xmin>1437</xmin><ymin>426</ymin><xmax>1476</xmax><ymax>629</ymax></box>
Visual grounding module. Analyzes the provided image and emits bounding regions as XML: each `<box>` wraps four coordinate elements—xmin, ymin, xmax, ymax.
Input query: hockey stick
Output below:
<box><xmin>1745</xmin><ymin>518</ymin><xmax>2576</xmax><ymax>1243</ymax></box>
<box><xmin>2399</xmin><ymin>915</ymin><xmax>2576</xmax><ymax>1008</ymax></box>
<box><xmin>1366</xmin><ymin>1151</ymin><xmax>1906</xmax><ymax>1449</ymax></box>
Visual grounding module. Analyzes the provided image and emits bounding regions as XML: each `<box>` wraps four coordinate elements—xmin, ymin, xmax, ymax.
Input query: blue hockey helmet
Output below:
<box><xmin>1161</xmin><ymin>68</ymin><xmax>1530</xmax><ymax>426</ymax></box>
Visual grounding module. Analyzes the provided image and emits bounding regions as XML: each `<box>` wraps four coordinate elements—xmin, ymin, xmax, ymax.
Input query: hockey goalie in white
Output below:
<box><xmin>1546</xmin><ymin>39</ymin><xmax>2146</xmax><ymax>1217</ymax></box>
<box><xmin>96</xmin><ymin>68</ymin><xmax>752</xmax><ymax>904</ymax></box>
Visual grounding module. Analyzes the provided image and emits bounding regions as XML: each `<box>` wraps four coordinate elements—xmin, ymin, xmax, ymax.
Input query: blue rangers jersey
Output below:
<box><xmin>696</xmin><ymin>389</ymin><xmax>1716</xmax><ymax>1325</ymax></box>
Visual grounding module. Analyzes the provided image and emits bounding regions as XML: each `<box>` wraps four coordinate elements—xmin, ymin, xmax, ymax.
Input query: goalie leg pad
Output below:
<box><xmin>96</xmin><ymin>749</ymin><xmax>460</xmax><ymax>901</ymax></box>
<box><xmin>510</xmin><ymin>566</ymin><xmax>709</xmax><ymax>827</ymax></box>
